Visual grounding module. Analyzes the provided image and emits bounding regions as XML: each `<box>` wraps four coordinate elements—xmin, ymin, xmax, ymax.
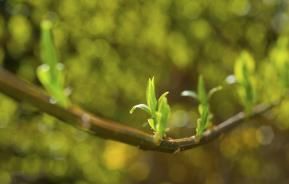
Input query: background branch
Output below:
<box><xmin>0</xmin><ymin>68</ymin><xmax>280</xmax><ymax>153</ymax></box>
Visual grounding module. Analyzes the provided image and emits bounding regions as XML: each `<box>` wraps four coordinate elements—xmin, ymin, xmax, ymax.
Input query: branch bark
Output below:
<box><xmin>0</xmin><ymin>68</ymin><xmax>280</xmax><ymax>153</ymax></box>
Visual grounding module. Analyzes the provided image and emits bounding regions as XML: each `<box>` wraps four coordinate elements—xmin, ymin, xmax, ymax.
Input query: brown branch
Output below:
<box><xmin>0</xmin><ymin>68</ymin><xmax>281</xmax><ymax>153</ymax></box>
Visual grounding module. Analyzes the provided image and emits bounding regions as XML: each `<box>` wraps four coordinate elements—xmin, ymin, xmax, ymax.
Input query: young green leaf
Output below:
<box><xmin>156</xmin><ymin>93</ymin><xmax>170</xmax><ymax>137</ymax></box>
<box><xmin>37</xmin><ymin>20</ymin><xmax>70</xmax><ymax>108</ymax></box>
<box><xmin>158</xmin><ymin>91</ymin><xmax>169</xmax><ymax>101</ymax></box>
<box><xmin>41</xmin><ymin>20</ymin><xmax>59</xmax><ymax>81</ymax></box>
<box><xmin>129</xmin><ymin>104</ymin><xmax>150</xmax><ymax>114</ymax></box>
<box><xmin>37</xmin><ymin>65</ymin><xmax>51</xmax><ymax>89</ymax></box>
<box><xmin>197</xmin><ymin>76</ymin><xmax>208</xmax><ymax>106</ymax></box>
<box><xmin>130</xmin><ymin>77</ymin><xmax>171</xmax><ymax>139</ymax></box>
<box><xmin>146</xmin><ymin>77</ymin><xmax>157</xmax><ymax>115</ymax></box>
<box><xmin>196</xmin><ymin>106</ymin><xmax>209</xmax><ymax>137</ymax></box>
<box><xmin>181</xmin><ymin>75</ymin><xmax>221</xmax><ymax>138</ymax></box>
<box><xmin>148</xmin><ymin>119</ymin><xmax>156</xmax><ymax>131</ymax></box>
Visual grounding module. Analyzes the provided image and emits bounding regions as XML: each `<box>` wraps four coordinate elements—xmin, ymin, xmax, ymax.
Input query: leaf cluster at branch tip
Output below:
<box><xmin>182</xmin><ymin>75</ymin><xmax>222</xmax><ymax>138</ymax></box>
<box><xmin>130</xmin><ymin>77</ymin><xmax>170</xmax><ymax>141</ymax></box>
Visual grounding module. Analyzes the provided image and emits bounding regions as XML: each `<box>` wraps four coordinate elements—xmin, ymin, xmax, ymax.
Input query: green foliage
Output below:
<box><xmin>234</xmin><ymin>51</ymin><xmax>256</xmax><ymax>113</ymax></box>
<box><xmin>37</xmin><ymin>20</ymin><xmax>70</xmax><ymax>107</ymax></box>
<box><xmin>130</xmin><ymin>77</ymin><xmax>170</xmax><ymax>141</ymax></box>
<box><xmin>270</xmin><ymin>37</ymin><xmax>289</xmax><ymax>91</ymax></box>
<box><xmin>146</xmin><ymin>77</ymin><xmax>158</xmax><ymax>118</ymax></box>
<box><xmin>2</xmin><ymin>0</ymin><xmax>289</xmax><ymax>183</ymax></box>
<box><xmin>182</xmin><ymin>76</ymin><xmax>222</xmax><ymax>137</ymax></box>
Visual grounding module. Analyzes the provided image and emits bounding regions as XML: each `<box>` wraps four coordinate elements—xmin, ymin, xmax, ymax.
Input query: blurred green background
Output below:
<box><xmin>1</xmin><ymin>0</ymin><xmax>289</xmax><ymax>183</ymax></box>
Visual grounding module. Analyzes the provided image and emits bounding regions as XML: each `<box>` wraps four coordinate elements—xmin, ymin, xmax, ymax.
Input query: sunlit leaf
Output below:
<box><xmin>148</xmin><ymin>118</ymin><xmax>156</xmax><ymax>130</ymax></box>
<box><xmin>198</xmin><ymin>105</ymin><xmax>203</xmax><ymax>115</ymax></box>
<box><xmin>56</xmin><ymin>63</ymin><xmax>65</xmax><ymax>87</ymax></box>
<box><xmin>181</xmin><ymin>75</ymin><xmax>220</xmax><ymax>137</ymax></box>
<box><xmin>41</xmin><ymin>20</ymin><xmax>58</xmax><ymax>81</ymax></box>
<box><xmin>37</xmin><ymin>20</ymin><xmax>70</xmax><ymax>108</ymax></box>
<box><xmin>37</xmin><ymin>64</ymin><xmax>51</xmax><ymax>88</ymax></box>
<box><xmin>129</xmin><ymin>104</ymin><xmax>150</xmax><ymax>114</ymax></box>
<box><xmin>197</xmin><ymin>75</ymin><xmax>207</xmax><ymax>106</ymax></box>
<box><xmin>158</xmin><ymin>91</ymin><xmax>169</xmax><ymax>102</ymax></box>
<box><xmin>157</xmin><ymin>95</ymin><xmax>170</xmax><ymax>137</ymax></box>
<box><xmin>130</xmin><ymin>77</ymin><xmax>171</xmax><ymax>138</ymax></box>
<box><xmin>146</xmin><ymin>77</ymin><xmax>157</xmax><ymax>115</ymax></box>
<box><xmin>196</xmin><ymin>106</ymin><xmax>209</xmax><ymax>137</ymax></box>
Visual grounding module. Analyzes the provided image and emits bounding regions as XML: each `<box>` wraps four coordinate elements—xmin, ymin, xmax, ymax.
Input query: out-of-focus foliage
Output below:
<box><xmin>1</xmin><ymin>0</ymin><xmax>289</xmax><ymax>183</ymax></box>
<box><xmin>234</xmin><ymin>51</ymin><xmax>256</xmax><ymax>113</ymax></box>
<box><xmin>270</xmin><ymin>37</ymin><xmax>289</xmax><ymax>91</ymax></box>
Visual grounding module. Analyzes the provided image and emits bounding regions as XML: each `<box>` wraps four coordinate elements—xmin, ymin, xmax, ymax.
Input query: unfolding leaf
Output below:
<box><xmin>146</xmin><ymin>77</ymin><xmax>157</xmax><ymax>115</ymax></box>
<box><xmin>197</xmin><ymin>75</ymin><xmax>207</xmax><ymax>106</ymax></box>
<box><xmin>37</xmin><ymin>20</ymin><xmax>70</xmax><ymax>108</ymax></box>
<box><xmin>148</xmin><ymin>119</ymin><xmax>156</xmax><ymax>130</ymax></box>
<box><xmin>196</xmin><ymin>106</ymin><xmax>209</xmax><ymax>137</ymax></box>
<box><xmin>41</xmin><ymin>20</ymin><xmax>58</xmax><ymax>80</ymax></box>
<box><xmin>37</xmin><ymin>64</ymin><xmax>51</xmax><ymax>88</ymax></box>
<box><xmin>158</xmin><ymin>91</ymin><xmax>169</xmax><ymax>102</ymax></box>
<box><xmin>129</xmin><ymin>104</ymin><xmax>150</xmax><ymax>114</ymax></box>
<box><xmin>130</xmin><ymin>77</ymin><xmax>171</xmax><ymax>139</ymax></box>
<box><xmin>157</xmin><ymin>95</ymin><xmax>170</xmax><ymax>137</ymax></box>
<box><xmin>181</xmin><ymin>75</ymin><xmax>222</xmax><ymax>137</ymax></box>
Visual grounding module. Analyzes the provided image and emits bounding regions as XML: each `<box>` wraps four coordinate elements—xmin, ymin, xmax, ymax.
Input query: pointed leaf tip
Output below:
<box><xmin>146</xmin><ymin>77</ymin><xmax>157</xmax><ymax>114</ymax></box>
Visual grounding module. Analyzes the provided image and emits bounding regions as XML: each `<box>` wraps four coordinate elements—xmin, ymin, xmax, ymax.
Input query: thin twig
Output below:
<box><xmin>0</xmin><ymin>68</ymin><xmax>281</xmax><ymax>153</ymax></box>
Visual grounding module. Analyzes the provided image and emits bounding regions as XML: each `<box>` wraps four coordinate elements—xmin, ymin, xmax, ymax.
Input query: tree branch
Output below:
<box><xmin>0</xmin><ymin>68</ymin><xmax>281</xmax><ymax>153</ymax></box>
